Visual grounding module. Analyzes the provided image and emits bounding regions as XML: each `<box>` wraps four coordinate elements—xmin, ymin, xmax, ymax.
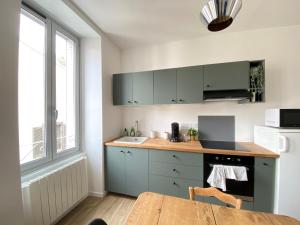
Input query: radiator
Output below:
<box><xmin>22</xmin><ymin>157</ymin><xmax>88</xmax><ymax>225</ymax></box>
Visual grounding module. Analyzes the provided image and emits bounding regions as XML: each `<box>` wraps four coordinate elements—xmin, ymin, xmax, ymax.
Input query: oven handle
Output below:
<box><xmin>209</xmin><ymin>163</ymin><xmax>250</xmax><ymax>171</ymax></box>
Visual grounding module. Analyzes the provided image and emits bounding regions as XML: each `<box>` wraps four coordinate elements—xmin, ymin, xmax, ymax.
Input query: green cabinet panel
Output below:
<box><xmin>149</xmin><ymin>149</ymin><xmax>203</xmax><ymax>199</ymax></box>
<box><xmin>150</xmin><ymin>162</ymin><xmax>203</xmax><ymax>181</ymax></box>
<box><xmin>149</xmin><ymin>149</ymin><xmax>203</xmax><ymax>166</ymax></box>
<box><xmin>105</xmin><ymin>147</ymin><xmax>149</xmax><ymax>197</ymax></box>
<box><xmin>132</xmin><ymin>71</ymin><xmax>154</xmax><ymax>105</ymax></box>
<box><xmin>125</xmin><ymin>148</ymin><xmax>149</xmax><ymax>196</ymax></box>
<box><xmin>242</xmin><ymin>201</ymin><xmax>254</xmax><ymax>211</ymax></box>
<box><xmin>177</xmin><ymin>66</ymin><xmax>204</xmax><ymax>103</ymax></box>
<box><xmin>149</xmin><ymin>175</ymin><xmax>202</xmax><ymax>199</ymax></box>
<box><xmin>203</xmin><ymin>61</ymin><xmax>250</xmax><ymax>91</ymax></box>
<box><xmin>254</xmin><ymin>157</ymin><xmax>276</xmax><ymax>213</ymax></box>
<box><xmin>202</xmin><ymin>197</ymin><xmax>227</xmax><ymax>206</ymax></box>
<box><xmin>154</xmin><ymin>69</ymin><xmax>177</xmax><ymax>104</ymax></box>
<box><xmin>113</xmin><ymin>73</ymin><xmax>133</xmax><ymax>105</ymax></box>
<box><xmin>105</xmin><ymin>147</ymin><xmax>126</xmax><ymax>194</ymax></box>
<box><xmin>113</xmin><ymin>72</ymin><xmax>153</xmax><ymax>105</ymax></box>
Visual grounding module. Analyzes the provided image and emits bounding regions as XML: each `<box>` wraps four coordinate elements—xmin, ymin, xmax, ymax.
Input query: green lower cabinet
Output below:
<box><xmin>105</xmin><ymin>147</ymin><xmax>126</xmax><ymax>194</ymax></box>
<box><xmin>202</xmin><ymin>197</ymin><xmax>253</xmax><ymax>210</ymax></box>
<box><xmin>202</xmin><ymin>197</ymin><xmax>226</xmax><ymax>207</ymax></box>
<box><xmin>125</xmin><ymin>148</ymin><xmax>149</xmax><ymax>196</ymax></box>
<box><xmin>149</xmin><ymin>175</ymin><xmax>202</xmax><ymax>199</ymax></box>
<box><xmin>253</xmin><ymin>157</ymin><xmax>276</xmax><ymax>212</ymax></box>
<box><xmin>106</xmin><ymin>146</ymin><xmax>275</xmax><ymax>212</ymax></box>
<box><xmin>242</xmin><ymin>201</ymin><xmax>254</xmax><ymax>211</ymax></box>
<box><xmin>105</xmin><ymin>147</ymin><xmax>149</xmax><ymax>197</ymax></box>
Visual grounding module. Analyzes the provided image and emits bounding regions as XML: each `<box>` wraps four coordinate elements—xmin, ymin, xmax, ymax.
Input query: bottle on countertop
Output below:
<box><xmin>130</xmin><ymin>127</ymin><xmax>135</xmax><ymax>137</ymax></box>
<box><xmin>122</xmin><ymin>128</ymin><xmax>129</xmax><ymax>137</ymax></box>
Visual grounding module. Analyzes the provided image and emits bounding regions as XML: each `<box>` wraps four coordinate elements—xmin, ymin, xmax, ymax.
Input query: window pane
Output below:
<box><xmin>18</xmin><ymin>11</ymin><xmax>46</xmax><ymax>164</ymax></box>
<box><xmin>55</xmin><ymin>32</ymin><xmax>76</xmax><ymax>153</ymax></box>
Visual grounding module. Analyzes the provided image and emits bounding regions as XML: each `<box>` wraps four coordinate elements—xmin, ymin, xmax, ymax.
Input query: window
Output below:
<box><xmin>55</xmin><ymin>31</ymin><xmax>77</xmax><ymax>153</ymax></box>
<box><xmin>18</xmin><ymin>6</ymin><xmax>80</xmax><ymax>170</ymax></box>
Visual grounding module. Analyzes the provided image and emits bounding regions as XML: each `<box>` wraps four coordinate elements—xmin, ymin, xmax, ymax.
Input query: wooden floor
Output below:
<box><xmin>56</xmin><ymin>194</ymin><xmax>136</xmax><ymax>225</ymax></box>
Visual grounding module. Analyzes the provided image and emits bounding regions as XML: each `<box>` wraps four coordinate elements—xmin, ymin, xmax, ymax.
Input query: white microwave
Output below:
<box><xmin>265</xmin><ymin>109</ymin><xmax>300</xmax><ymax>128</ymax></box>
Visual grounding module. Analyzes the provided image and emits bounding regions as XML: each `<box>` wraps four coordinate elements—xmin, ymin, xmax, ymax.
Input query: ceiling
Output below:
<box><xmin>72</xmin><ymin>0</ymin><xmax>300</xmax><ymax>49</ymax></box>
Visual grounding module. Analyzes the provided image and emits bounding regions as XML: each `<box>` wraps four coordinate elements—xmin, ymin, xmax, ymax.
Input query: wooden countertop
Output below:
<box><xmin>125</xmin><ymin>192</ymin><xmax>299</xmax><ymax>225</ymax></box>
<box><xmin>105</xmin><ymin>138</ymin><xmax>279</xmax><ymax>158</ymax></box>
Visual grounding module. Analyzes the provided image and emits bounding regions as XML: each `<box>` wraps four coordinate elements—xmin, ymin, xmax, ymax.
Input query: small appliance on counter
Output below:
<box><xmin>265</xmin><ymin>108</ymin><xmax>300</xmax><ymax>128</ymax></box>
<box><xmin>170</xmin><ymin>122</ymin><xmax>180</xmax><ymax>142</ymax></box>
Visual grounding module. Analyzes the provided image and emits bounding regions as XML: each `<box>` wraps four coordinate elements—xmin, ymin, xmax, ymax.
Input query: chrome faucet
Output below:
<box><xmin>135</xmin><ymin>120</ymin><xmax>141</xmax><ymax>137</ymax></box>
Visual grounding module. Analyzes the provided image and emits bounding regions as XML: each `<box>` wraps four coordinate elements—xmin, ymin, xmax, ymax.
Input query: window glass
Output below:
<box><xmin>18</xmin><ymin>11</ymin><xmax>46</xmax><ymax>164</ymax></box>
<box><xmin>55</xmin><ymin>32</ymin><xmax>76</xmax><ymax>153</ymax></box>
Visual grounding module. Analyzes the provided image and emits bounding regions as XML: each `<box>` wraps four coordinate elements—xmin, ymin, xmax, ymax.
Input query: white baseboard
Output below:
<box><xmin>88</xmin><ymin>191</ymin><xmax>107</xmax><ymax>198</ymax></box>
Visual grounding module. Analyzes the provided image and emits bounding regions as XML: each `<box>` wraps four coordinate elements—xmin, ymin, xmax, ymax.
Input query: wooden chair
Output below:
<box><xmin>189</xmin><ymin>187</ymin><xmax>242</xmax><ymax>209</ymax></box>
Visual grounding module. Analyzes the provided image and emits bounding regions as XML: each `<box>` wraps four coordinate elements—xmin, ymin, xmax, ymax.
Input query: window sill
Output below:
<box><xmin>21</xmin><ymin>152</ymin><xmax>86</xmax><ymax>184</ymax></box>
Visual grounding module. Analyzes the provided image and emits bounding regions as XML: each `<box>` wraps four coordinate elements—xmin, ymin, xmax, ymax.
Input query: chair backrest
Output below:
<box><xmin>189</xmin><ymin>187</ymin><xmax>242</xmax><ymax>209</ymax></box>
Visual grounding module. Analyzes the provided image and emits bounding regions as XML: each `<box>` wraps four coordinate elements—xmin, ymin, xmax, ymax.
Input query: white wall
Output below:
<box><xmin>120</xmin><ymin>26</ymin><xmax>300</xmax><ymax>141</ymax></box>
<box><xmin>81</xmin><ymin>35</ymin><xmax>121</xmax><ymax>197</ymax></box>
<box><xmin>0</xmin><ymin>0</ymin><xmax>24</xmax><ymax>224</ymax></box>
<box><xmin>81</xmin><ymin>37</ymin><xmax>103</xmax><ymax>197</ymax></box>
<box><xmin>102</xmin><ymin>36</ymin><xmax>123</xmax><ymax>142</ymax></box>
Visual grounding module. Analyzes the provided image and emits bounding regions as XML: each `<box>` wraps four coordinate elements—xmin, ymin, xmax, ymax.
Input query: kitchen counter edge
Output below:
<box><xmin>104</xmin><ymin>138</ymin><xmax>279</xmax><ymax>158</ymax></box>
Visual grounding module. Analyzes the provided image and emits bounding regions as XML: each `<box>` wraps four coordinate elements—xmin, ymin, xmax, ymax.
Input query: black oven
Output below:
<box><xmin>203</xmin><ymin>154</ymin><xmax>254</xmax><ymax>197</ymax></box>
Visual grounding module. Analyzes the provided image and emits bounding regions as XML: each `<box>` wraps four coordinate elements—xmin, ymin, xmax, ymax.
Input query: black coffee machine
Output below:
<box><xmin>170</xmin><ymin>122</ymin><xmax>180</xmax><ymax>142</ymax></box>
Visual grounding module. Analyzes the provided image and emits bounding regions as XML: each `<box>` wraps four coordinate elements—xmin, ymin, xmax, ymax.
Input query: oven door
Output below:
<box><xmin>203</xmin><ymin>163</ymin><xmax>254</xmax><ymax>197</ymax></box>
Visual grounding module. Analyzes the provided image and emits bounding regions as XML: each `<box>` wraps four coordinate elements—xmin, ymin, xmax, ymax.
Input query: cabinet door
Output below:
<box><xmin>254</xmin><ymin>157</ymin><xmax>276</xmax><ymax>212</ymax></box>
<box><xmin>105</xmin><ymin>147</ymin><xmax>126</xmax><ymax>194</ymax></box>
<box><xmin>132</xmin><ymin>71</ymin><xmax>153</xmax><ymax>105</ymax></box>
<box><xmin>177</xmin><ymin>66</ymin><xmax>204</xmax><ymax>103</ymax></box>
<box><xmin>154</xmin><ymin>69</ymin><xmax>177</xmax><ymax>104</ymax></box>
<box><xmin>149</xmin><ymin>175</ymin><xmax>202</xmax><ymax>199</ymax></box>
<box><xmin>125</xmin><ymin>148</ymin><xmax>149</xmax><ymax>197</ymax></box>
<box><xmin>203</xmin><ymin>61</ymin><xmax>250</xmax><ymax>91</ymax></box>
<box><xmin>113</xmin><ymin>73</ymin><xmax>133</xmax><ymax>105</ymax></box>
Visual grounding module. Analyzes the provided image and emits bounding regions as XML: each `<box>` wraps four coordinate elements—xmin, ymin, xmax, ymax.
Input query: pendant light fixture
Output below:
<box><xmin>201</xmin><ymin>0</ymin><xmax>242</xmax><ymax>32</ymax></box>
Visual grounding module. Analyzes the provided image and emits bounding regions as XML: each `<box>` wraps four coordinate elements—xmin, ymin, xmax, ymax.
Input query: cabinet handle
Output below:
<box><xmin>173</xmin><ymin>168</ymin><xmax>177</xmax><ymax>172</ymax></box>
<box><xmin>206</xmin><ymin>84</ymin><xmax>211</xmax><ymax>88</ymax></box>
<box><xmin>120</xmin><ymin>150</ymin><xmax>125</xmax><ymax>153</ymax></box>
<box><xmin>173</xmin><ymin>182</ymin><xmax>177</xmax><ymax>185</ymax></box>
<box><xmin>134</xmin><ymin>101</ymin><xmax>138</xmax><ymax>104</ymax></box>
<box><xmin>127</xmin><ymin>151</ymin><xmax>131</xmax><ymax>154</ymax></box>
<box><xmin>171</xmin><ymin>99</ymin><xmax>177</xmax><ymax>103</ymax></box>
<box><xmin>172</xmin><ymin>154</ymin><xmax>177</xmax><ymax>158</ymax></box>
<box><xmin>263</xmin><ymin>162</ymin><xmax>269</xmax><ymax>166</ymax></box>
<box><xmin>128</xmin><ymin>100</ymin><xmax>133</xmax><ymax>104</ymax></box>
<box><xmin>178</xmin><ymin>99</ymin><xmax>183</xmax><ymax>102</ymax></box>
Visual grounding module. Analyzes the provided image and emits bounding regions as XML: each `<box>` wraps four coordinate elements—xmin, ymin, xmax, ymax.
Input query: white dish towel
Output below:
<box><xmin>207</xmin><ymin>165</ymin><xmax>248</xmax><ymax>191</ymax></box>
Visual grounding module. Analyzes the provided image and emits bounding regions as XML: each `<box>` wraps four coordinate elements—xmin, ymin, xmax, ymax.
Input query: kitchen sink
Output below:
<box><xmin>113</xmin><ymin>136</ymin><xmax>148</xmax><ymax>144</ymax></box>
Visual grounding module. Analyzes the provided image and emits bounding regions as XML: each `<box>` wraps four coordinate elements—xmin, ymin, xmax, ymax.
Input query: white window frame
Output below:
<box><xmin>51</xmin><ymin>22</ymin><xmax>80</xmax><ymax>160</ymax></box>
<box><xmin>20</xmin><ymin>4</ymin><xmax>80</xmax><ymax>173</ymax></box>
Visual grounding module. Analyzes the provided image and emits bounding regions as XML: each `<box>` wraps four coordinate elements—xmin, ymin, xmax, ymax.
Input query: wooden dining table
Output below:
<box><xmin>124</xmin><ymin>192</ymin><xmax>300</xmax><ymax>225</ymax></box>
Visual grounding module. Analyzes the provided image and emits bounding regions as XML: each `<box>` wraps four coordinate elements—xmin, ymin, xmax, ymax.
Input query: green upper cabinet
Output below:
<box><xmin>113</xmin><ymin>73</ymin><xmax>133</xmax><ymax>105</ymax></box>
<box><xmin>132</xmin><ymin>71</ymin><xmax>154</xmax><ymax>105</ymax></box>
<box><xmin>203</xmin><ymin>61</ymin><xmax>250</xmax><ymax>91</ymax></box>
<box><xmin>154</xmin><ymin>67</ymin><xmax>204</xmax><ymax>104</ymax></box>
<box><xmin>254</xmin><ymin>157</ymin><xmax>276</xmax><ymax>213</ymax></box>
<box><xmin>177</xmin><ymin>66</ymin><xmax>204</xmax><ymax>104</ymax></box>
<box><xmin>113</xmin><ymin>71</ymin><xmax>154</xmax><ymax>105</ymax></box>
<box><xmin>113</xmin><ymin>60</ymin><xmax>256</xmax><ymax>105</ymax></box>
<box><xmin>154</xmin><ymin>69</ymin><xmax>177</xmax><ymax>104</ymax></box>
